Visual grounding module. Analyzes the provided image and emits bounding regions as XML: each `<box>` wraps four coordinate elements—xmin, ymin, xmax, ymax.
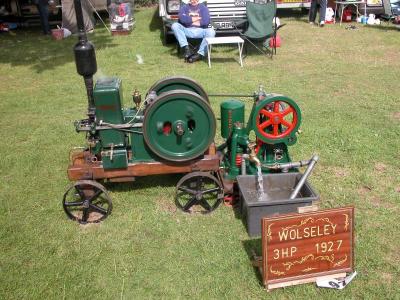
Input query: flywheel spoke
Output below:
<box><xmin>281</xmin><ymin>107</ymin><xmax>293</xmax><ymax>117</ymax></box>
<box><xmin>273</xmin><ymin>124</ymin><xmax>279</xmax><ymax>136</ymax></box>
<box><xmin>273</xmin><ymin>101</ymin><xmax>281</xmax><ymax>112</ymax></box>
<box><xmin>260</xmin><ymin>109</ymin><xmax>272</xmax><ymax>118</ymax></box>
<box><xmin>281</xmin><ymin>119</ymin><xmax>292</xmax><ymax>128</ymax></box>
<box><xmin>259</xmin><ymin>120</ymin><xmax>272</xmax><ymax>130</ymax></box>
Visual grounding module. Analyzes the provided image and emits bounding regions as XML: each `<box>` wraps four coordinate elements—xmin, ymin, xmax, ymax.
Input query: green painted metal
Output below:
<box><xmin>93</xmin><ymin>77</ymin><xmax>126</xmax><ymax>147</ymax></box>
<box><xmin>130</xmin><ymin>129</ymin><xmax>159</xmax><ymax>161</ymax></box>
<box><xmin>122</xmin><ymin>108</ymin><xmax>157</xmax><ymax>162</ymax></box>
<box><xmin>143</xmin><ymin>90</ymin><xmax>216</xmax><ymax>162</ymax></box>
<box><xmin>147</xmin><ymin>76</ymin><xmax>209</xmax><ymax>102</ymax></box>
<box><xmin>225</xmin><ymin>124</ymin><xmax>249</xmax><ymax>179</ymax></box>
<box><xmin>102</xmin><ymin>148</ymin><xmax>128</xmax><ymax>169</ymax></box>
<box><xmin>220</xmin><ymin>99</ymin><xmax>245</xmax><ymax>139</ymax></box>
<box><xmin>222</xmin><ymin>92</ymin><xmax>301</xmax><ymax>179</ymax></box>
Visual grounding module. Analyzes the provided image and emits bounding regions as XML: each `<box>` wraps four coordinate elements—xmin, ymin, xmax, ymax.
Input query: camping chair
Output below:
<box><xmin>236</xmin><ymin>0</ymin><xmax>285</xmax><ymax>59</ymax></box>
<box><xmin>381</xmin><ymin>0</ymin><xmax>399</xmax><ymax>23</ymax></box>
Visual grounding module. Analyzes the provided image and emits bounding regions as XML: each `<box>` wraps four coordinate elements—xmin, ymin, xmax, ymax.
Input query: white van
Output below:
<box><xmin>159</xmin><ymin>0</ymin><xmax>311</xmax><ymax>44</ymax></box>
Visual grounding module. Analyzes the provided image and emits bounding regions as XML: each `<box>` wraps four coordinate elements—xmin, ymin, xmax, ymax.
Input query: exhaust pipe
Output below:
<box><xmin>73</xmin><ymin>0</ymin><xmax>97</xmax><ymax>120</ymax></box>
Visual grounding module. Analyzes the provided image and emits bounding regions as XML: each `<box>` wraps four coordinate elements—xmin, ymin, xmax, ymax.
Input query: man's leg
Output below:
<box><xmin>172</xmin><ymin>22</ymin><xmax>194</xmax><ymax>60</ymax></box>
<box><xmin>171</xmin><ymin>22</ymin><xmax>189</xmax><ymax>48</ymax></box>
<box><xmin>319</xmin><ymin>0</ymin><xmax>327</xmax><ymax>25</ymax></box>
<box><xmin>309</xmin><ymin>0</ymin><xmax>318</xmax><ymax>23</ymax></box>
<box><xmin>184</xmin><ymin>27</ymin><xmax>215</xmax><ymax>62</ymax></box>
<box><xmin>197</xmin><ymin>28</ymin><xmax>216</xmax><ymax>56</ymax></box>
<box><xmin>37</xmin><ymin>0</ymin><xmax>50</xmax><ymax>34</ymax></box>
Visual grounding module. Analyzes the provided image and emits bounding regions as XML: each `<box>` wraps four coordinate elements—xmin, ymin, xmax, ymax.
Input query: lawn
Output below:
<box><xmin>0</xmin><ymin>7</ymin><xmax>399</xmax><ymax>299</ymax></box>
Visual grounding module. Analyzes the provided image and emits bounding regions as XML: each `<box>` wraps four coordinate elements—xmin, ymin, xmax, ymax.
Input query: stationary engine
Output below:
<box><xmin>72</xmin><ymin>76</ymin><xmax>216</xmax><ymax>168</ymax></box>
<box><xmin>218</xmin><ymin>86</ymin><xmax>302</xmax><ymax>192</ymax></box>
<box><xmin>63</xmin><ymin>0</ymin><xmax>318</xmax><ymax>225</ymax></box>
<box><xmin>64</xmin><ymin>75</ymin><xmax>223</xmax><ymax>223</ymax></box>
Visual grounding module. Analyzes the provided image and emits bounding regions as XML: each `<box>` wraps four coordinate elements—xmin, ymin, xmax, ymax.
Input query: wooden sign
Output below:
<box><xmin>261</xmin><ymin>207</ymin><xmax>354</xmax><ymax>289</ymax></box>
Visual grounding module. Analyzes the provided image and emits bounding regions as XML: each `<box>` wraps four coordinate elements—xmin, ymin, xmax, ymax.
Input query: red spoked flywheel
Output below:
<box><xmin>252</xmin><ymin>96</ymin><xmax>301</xmax><ymax>144</ymax></box>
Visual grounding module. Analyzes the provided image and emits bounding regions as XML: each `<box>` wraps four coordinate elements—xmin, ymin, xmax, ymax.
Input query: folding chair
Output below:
<box><xmin>381</xmin><ymin>0</ymin><xmax>399</xmax><ymax>23</ymax></box>
<box><xmin>236</xmin><ymin>0</ymin><xmax>285</xmax><ymax>59</ymax></box>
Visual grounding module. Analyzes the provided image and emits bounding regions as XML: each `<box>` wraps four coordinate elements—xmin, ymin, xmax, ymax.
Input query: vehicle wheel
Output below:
<box><xmin>301</xmin><ymin>7</ymin><xmax>310</xmax><ymax>15</ymax></box>
<box><xmin>163</xmin><ymin>24</ymin><xmax>176</xmax><ymax>45</ymax></box>
<box><xmin>175</xmin><ymin>172</ymin><xmax>224</xmax><ymax>214</ymax></box>
<box><xmin>63</xmin><ymin>180</ymin><xmax>112</xmax><ymax>224</ymax></box>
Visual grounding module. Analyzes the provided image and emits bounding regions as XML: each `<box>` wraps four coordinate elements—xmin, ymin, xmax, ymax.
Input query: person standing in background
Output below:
<box><xmin>34</xmin><ymin>0</ymin><xmax>51</xmax><ymax>34</ymax></box>
<box><xmin>309</xmin><ymin>0</ymin><xmax>327</xmax><ymax>27</ymax></box>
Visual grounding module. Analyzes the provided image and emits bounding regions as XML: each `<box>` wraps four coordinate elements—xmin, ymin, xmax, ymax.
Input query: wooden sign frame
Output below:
<box><xmin>261</xmin><ymin>207</ymin><xmax>354</xmax><ymax>290</ymax></box>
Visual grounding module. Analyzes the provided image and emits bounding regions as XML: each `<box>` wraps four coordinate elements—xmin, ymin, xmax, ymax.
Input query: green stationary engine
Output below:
<box><xmin>65</xmin><ymin>75</ymin><xmax>222</xmax><ymax>223</ymax></box>
<box><xmin>63</xmin><ymin>0</ymin><xmax>314</xmax><ymax>224</ymax></box>
<box><xmin>79</xmin><ymin>76</ymin><xmax>216</xmax><ymax>168</ymax></box>
<box><xmin>218</xmin><ymin>86</ymin><xmax>302</xmax><ymax>191</ymax></box>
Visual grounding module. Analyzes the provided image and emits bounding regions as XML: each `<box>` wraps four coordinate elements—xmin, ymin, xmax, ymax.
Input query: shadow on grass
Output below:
<box><xmin>0</xmin><ymin>26</ymin><xmax>117</xmax><ymax>73</ymax></box>
<box><xmin>242</xmin><ymin>238</ymin><xmax>264</xmax><ymax>287</ymax></box>
<box><xmin>364</xmin><ymin>23</ymin><xmax>400</xmax><ymax>31</ymax></box>
<box><xmin>149</xmin><ymin>6</ymin><xmax>162</xmax><ymax>33</ymax></box>
<box><xmin>104</xmin><ymin>173</ymin><xmax>182</xmax><ymax>193</ymax></box>
<box><xmin>276</xmin><ymin>8</ymin><xmax>309</xmax><ymax>20</ymax></box>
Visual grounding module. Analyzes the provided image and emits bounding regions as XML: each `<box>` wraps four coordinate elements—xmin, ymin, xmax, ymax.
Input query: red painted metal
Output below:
<box><xmin>256</xmin><ymin>101</ymin><xmax>298</xmax><ymax>140</ymax></box>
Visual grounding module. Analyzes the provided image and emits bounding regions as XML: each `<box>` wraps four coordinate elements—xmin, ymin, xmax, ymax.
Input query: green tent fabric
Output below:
<box><xmin>243</xmin><ymin>1</ymin><xmax>275</xmax><ymax>39</ymax></box>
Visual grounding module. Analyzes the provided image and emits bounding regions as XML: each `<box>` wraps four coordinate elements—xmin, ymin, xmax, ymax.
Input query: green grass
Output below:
<box><xmin>1</xmin><ymin>8</ymin><xmax>399</xmax><ymax>299</ymax></box>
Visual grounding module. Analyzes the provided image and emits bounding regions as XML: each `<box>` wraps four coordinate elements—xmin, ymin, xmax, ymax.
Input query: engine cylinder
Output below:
<box><xmin>220</xmin><ymin>99</ymin><xmax>245</xmax><ymax>139</ymax></box>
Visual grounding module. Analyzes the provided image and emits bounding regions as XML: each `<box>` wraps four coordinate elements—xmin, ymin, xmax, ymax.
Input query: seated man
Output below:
<box><xmin>171</xmin><ymin>0</ymin><xmax>216</xmax><ymax>63</ymax></box>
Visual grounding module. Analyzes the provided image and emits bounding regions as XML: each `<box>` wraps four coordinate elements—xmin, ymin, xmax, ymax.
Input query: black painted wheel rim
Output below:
<box><xmin>63</xmin><ymin>180</ymin><xmax>112</xmax><ymax>224</ymax></box>
<box><xmin>175</xmin><ymin>172</ymin><xmax>223</xmax><ymax>214</ymax></box>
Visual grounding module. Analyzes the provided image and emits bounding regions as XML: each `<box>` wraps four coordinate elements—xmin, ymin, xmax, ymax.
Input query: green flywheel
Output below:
<box><xmin>147</xmin><ymin>76</ymin><xmax>209</xmax><ymax>102</ymax></box>
<box><xmin>143</xmin><ymin>90</ymin><xmax>216</xmax><ymax>162</ymax></box>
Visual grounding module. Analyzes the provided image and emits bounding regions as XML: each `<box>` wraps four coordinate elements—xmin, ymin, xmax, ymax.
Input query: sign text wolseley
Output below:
<box><xmin>262</xmin><ymin>207</ymin><xmax>354</xmax><ymax>287</ymax></box>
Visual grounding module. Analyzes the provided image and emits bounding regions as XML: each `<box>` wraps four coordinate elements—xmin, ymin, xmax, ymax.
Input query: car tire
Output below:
<box><xmin>163</xmin><ymin>24</ymin><xmax>176</xmax><ymax>45</ymax></box>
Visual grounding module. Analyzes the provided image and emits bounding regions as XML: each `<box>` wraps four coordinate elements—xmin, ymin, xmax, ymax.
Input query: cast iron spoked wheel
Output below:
<box><xmin>63</xmin><ymin>180</ymin><xmax>112</xmax><ymax>224</ymax></box>
<box><xmin>252</xmin><ymin>96</ymin><xmax>301</xmax><ymax>144</ymax></box>
<box><xmin>175</xmin><ymin>172</ymin><xmax>224</xmax><ymax>214</ymax></box>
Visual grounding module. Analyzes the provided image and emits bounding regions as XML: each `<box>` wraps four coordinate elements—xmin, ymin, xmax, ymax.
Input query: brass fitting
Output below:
<box><xmin>248</xmin><ymin>142</ymin><xmax>261</xmax><ymax>167</ymax></box>
<box><xmin>132</xmin><ymin>89</ymin><xmax>141</xmax><ymax>109</ymax></box>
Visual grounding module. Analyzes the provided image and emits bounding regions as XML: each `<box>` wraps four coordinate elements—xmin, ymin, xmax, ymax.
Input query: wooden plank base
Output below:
<box><xmin>67</xmin><ymin>146</ymin><xmax>220</xmax><ymax>181</ymax></box>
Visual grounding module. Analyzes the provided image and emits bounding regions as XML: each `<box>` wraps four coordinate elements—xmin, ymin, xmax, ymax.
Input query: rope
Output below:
<box><xmin>86</xmin><ymin>0</ymin><xmax>111</xmax><ymax>33</ymax></box>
